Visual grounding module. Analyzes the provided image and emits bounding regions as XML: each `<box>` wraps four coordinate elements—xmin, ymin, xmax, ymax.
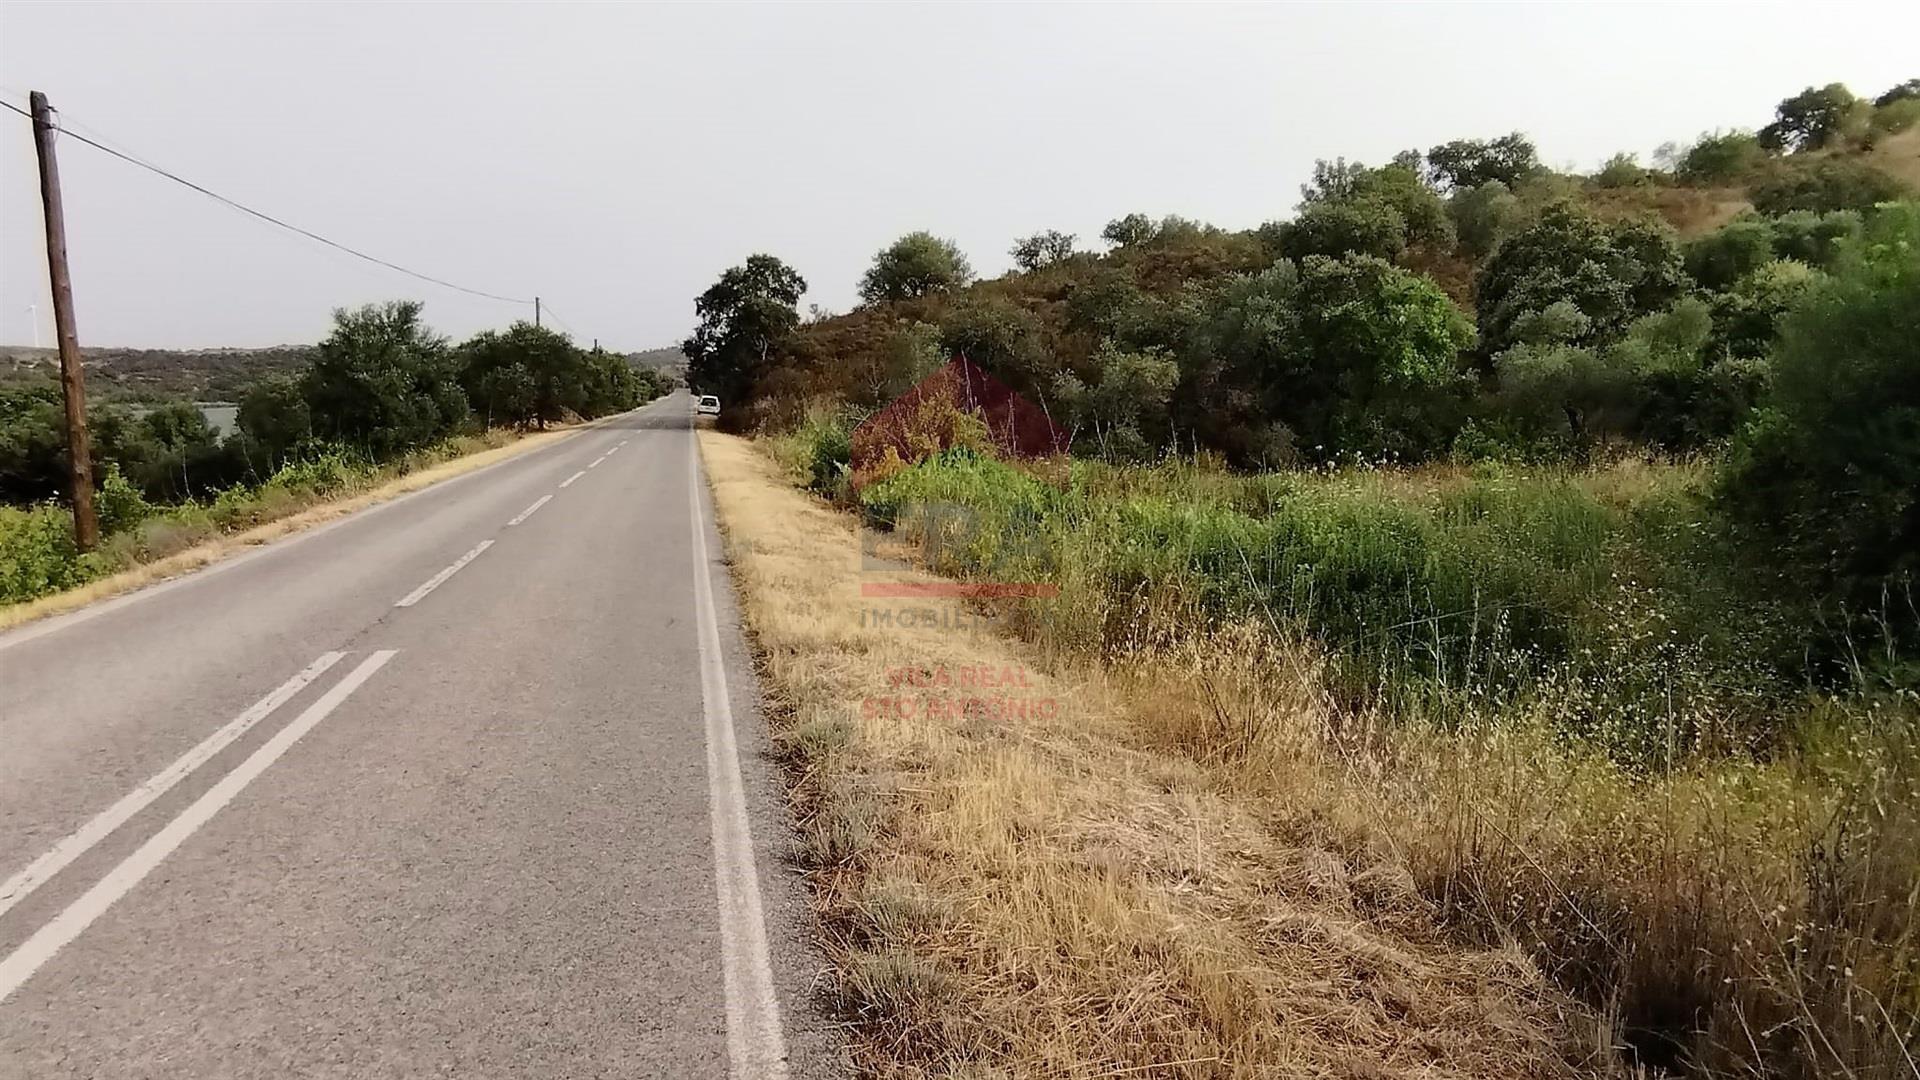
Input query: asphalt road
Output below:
<box><xmin>0</xmin><ymin>391</ymin><xmax>838</xmax><ymax>1078</ymax></box>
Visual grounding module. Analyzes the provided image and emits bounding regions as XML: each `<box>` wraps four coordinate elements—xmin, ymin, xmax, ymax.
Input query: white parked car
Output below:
<box><xmin>695</xmin><ymin>395</ymin><xmax>721</xmax><ymax>416</ymax></box>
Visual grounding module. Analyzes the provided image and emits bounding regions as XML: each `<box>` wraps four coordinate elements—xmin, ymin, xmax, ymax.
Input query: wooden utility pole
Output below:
<box><xmin>29</xmin><ymin>90</ymin><xmax>97</xmax><ymax>551</ymax></box>
<box><xmin>534</xmin><ymin>296</ymin><xmax>541</xmax><ymax>328</ymax></box>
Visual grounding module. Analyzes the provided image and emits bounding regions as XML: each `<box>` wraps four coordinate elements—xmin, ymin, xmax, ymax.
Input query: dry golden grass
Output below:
<box><xmin>1584</xmin><ymin>185</ymin><xmax>1752</xmax><ymax>237</ymax></box>
<box><xmin>0</xmin><ymin>425</ymin><xmax>582</xmax><ymax>633</ymax></box>
<box><xmin>700</xmin><ymin>431</ymin><xmax>1602</xmax><ymax>1079</ymax></box>
<box><xmin>1866</xmin><ymin>125</ymin><xmax>1920</xmax><ymax>191</ymax></box>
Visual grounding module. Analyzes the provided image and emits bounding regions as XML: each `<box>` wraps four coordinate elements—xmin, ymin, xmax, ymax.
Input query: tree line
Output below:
<box><xmin>1</xmin><ymin>300</ymin><xmax>670</xmax><ymax>508</ymax></box>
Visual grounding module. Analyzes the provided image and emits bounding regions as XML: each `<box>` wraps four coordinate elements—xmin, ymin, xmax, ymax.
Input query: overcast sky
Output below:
<box><xmin>1</xmin><ymin>1</ymin><xmax>1915</xmax><ymax>351</ymax></box>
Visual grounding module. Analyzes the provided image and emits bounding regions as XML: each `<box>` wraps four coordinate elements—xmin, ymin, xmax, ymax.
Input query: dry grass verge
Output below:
<box><xmin>700</xmin><ymin>430</ymin><xmax>1604</xmax><ymax>1079</ymax></box>
<box><xmin>0</xmin><ymin>425</ymin><xmax>583</xmax><ymax>633</ymax></box>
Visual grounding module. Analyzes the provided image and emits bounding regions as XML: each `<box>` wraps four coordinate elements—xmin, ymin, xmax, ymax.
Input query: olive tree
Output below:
<box><xmin>858</xmin><ymin>232</ymin><xmax>973</xmax><ymax>303</ymax></box>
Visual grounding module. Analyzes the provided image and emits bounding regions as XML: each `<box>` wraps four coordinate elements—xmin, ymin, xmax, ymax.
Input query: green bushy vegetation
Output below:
<box><xmin>0</xmin><ymin>300</ymin><xmax>671</xmax><ymax>608</ymax></box>
<box><xmin>0</xmin><ymin>430</ymin><xmax>528</xmax><ymax>606</ymax></box>
<box><xmin>0</xmin><ymin>503</ymin><xmax>99</xmax><ymax>602</ymax></box>
<box><xmin>686</xmin><ymin>78</ymin><xmax>1916</xmax><ymax>470</ymax></box>
<box><xmin>703</xmin><ymin>76</ymin><xmax>1920</xmax><ymax>1079</ymax></box>
<box><xmin>852</xmin><ymin>448</ymin><xmax>1793</xmax><ymax>763</ymax></box>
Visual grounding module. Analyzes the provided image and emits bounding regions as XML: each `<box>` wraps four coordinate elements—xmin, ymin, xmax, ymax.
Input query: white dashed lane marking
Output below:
<box><xmin>508</xmin><ymin>495</ymin><xmax>552</xmax><ymax>526</ymax></box>
<box><xmin>394</xmin><ymin>542</ymin><xmax>493</xmax><ymax>608</ymax></box>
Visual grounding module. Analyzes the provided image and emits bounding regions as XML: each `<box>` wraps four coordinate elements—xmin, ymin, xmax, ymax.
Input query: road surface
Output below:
<box><xmin>0</xmin><ymin>392</ymin><xmax>837</xmax><ymax>1078</ymax></box>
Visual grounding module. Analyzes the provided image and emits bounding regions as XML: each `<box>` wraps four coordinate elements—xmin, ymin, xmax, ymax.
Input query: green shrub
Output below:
<box><xmin>1748</xmin><ymin>158</ymin><xmax>1910</xmax><ymax>215</ymax></box>
<box><xmin>1676</xmin><ymin>130</ymin><xmax>1763</xmax><ymax>184</ymax></box>
<box><xmin>792</xmin><ymin>411</ymin><xmax>853</xmax><ymax>497</ymax></box>
<box><xmin>1718</xmin><ymin>203</ymin><xmax>1920</xmax><ymax>653</ymax></box>
<box><xmin>853</xmin><ymin>444</ymin><xmax>1790</xmax><ymax>763</ymax></box>
<box><xmin>857</xmin><ymin>449</ymin><xmax>1058</xmax><ymax>530</ymax></box>
<box><xmin>95</xmin><ymin>465</ymin><xmax>153</xmax><ymax>536</ymax></box>
<box><xmin>0</xmin><ymin>505</ymin><xmax>97</xmax><ymax>604</ymax></box>
<box><xmin>264</xmin><ymin>450</ymin><xmax>363</xmax><ymax>498</ymax></box>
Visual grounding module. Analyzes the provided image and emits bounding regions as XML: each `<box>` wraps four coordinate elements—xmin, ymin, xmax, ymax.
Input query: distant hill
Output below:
<box><xmin>0</xmin><ymin>345</ymin><xmax>312</xmax><ymax>403</ymax></box>
<box><xmin>628</xmin><ymin>346</ymin><xmax>687</xmax><ymax>384</ymax></box>
<box><xmin>0</xmin><ymin>340</ymin><xmax>690</xmax><ymax>402</ymax></box>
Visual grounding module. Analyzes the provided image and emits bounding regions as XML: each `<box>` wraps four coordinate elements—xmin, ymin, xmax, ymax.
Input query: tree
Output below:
<box><xmin>1871</xmin><ymin>80</ymin><xmax>1920</xmax><ymax>139</ymax></box>
<box><xmin>1278</xmin><ymin>158</ymin><xmax>1452</xmax><ymax>260</ymax></box>
<box><xmin>1759</xmin><ymin>83</ymin><xmax>1867</xmax><ymax>152</ymax></box>
<box><xmin>937</xmin><ymin>295</ymin><xmax>1049</xmax><ymax>386</ymax></box>
<box><xmin>1748</xmin><ymin>157</ymin><xmax>1909</xmax><ymax>214</ymax></box>
<box><xmin>1594</xmin><ymin>152</ymin><xmax>1649</xmax><ymax>188</ymax></box>
<box><xmin>682</xmin><ymin>254</ymin><xmax>807</xmax><ymax>406</ymax></box>
<box><xmin>1709</xmin><ymin>258</ymin><xmax>1820</xmax><ymax>362</ymax></box>
<box><xmin>1101</xmin><ymin>213</ymin><xmax>1157</xmax><ymax>247</ymax></box>
<box><xmin>457</xmin><ymin>321</ymin><xmax>595</xmax><ymax>428</ymax></box>
<box><xmin>1685</xmin><ymin>216</ymin><xmax>1779</xmax><ymax>291</ymax></box>
<box><xmin>1293</xmin><ymin>254</ymin><xmax>1473</xmax><ymax>456</ymax></box>
<box><xmin>1300</xmin><ymin>158</ymin><xmax>1369</xmax><ymax>203</ymax></box>
<box><xmin>1175</xmin><ymin>255</ymin><xmax>1470</xmax><ymax>461</ymax></box>
<box><xmin>1278</xmin><ymin>198</ymin><xmax>1409</xmax><ymax>261</ymax></box>
<box><xmin>1051</xmin><ymin>341</ymin><xmax>1179</xmax><ymax>460</ymax></box>
<box><xmin>1491</xmin><ymin>298</ymin><xmax>1719</xmax><ymax>449</ymax></box>
<box><xmin>1876</xmin><ymin>78</ymin><xmax>1920</xmax><ymax>107</ymax></box>
<box><xmin>1676</xmin><ymin>131</ymin><xmax>1764</xmax><ymax>183</ymax></box>
<box><xmin>1769</xmin><ymin>209</ymin><xmax>1863</xmax><ymax>268</ymax></box>
<box><xmin>234</xmin><ymin>375</ymin><xmax>312</xmax><ymax>473</ymax></box>
<box><xmin>1474</xmin><ymin>204</ymin><xmax>1686</xmax><ymax>356</ymax></box>
<box><xmin>1009</xmin><ymin>230</ymin><xmax>1077</xmax><ymax>271</ymax></box>
<box><xmin>875</xmin><ymin>321</ymin><xmax>945</xmax><ymax>400</ymax></box>
<box><xmin>858</xmin><ymin>232</ymin><xmax>972</xmax><ymax>303</ymax></box>
<box><xmin>1448</xmin><ymin>181</ymin><xmax>1523</xmax><ymax>258</ymax></box>
<box><xmin>0</xmin><ymin>384</ymin><xmax>69</xmax><ymax>503</ymax></box>
<box><xmin>301</xmin><ymin>301</ymin><xmax>469</xmax><ymax>457</ymax></box>
<box><xmin>1870</xmin><ymin>97</ymin><xmax>1920</xmax><ymax>138</ymax></box>
<box><xmin>1719</xmin><ymin>204</ymin><xmax>1920</xmax><ymax>620</ymax></box>
<box><xmin>130</xmin><ymin>402</ymin><xmax>226</xmax><ymax>502</ymax></box>
<box><xmin>1426</xmin><ymin>133</ymin><xmax>1540</xmax><ymax>190</ymax></box>
<box><xmin>578</xmin><ymin>347</ymin><xmax>647</xmax><ymax>416</ymax></box>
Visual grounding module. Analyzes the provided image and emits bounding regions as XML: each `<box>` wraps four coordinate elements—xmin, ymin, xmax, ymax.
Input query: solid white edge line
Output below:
<box><xmin>688</xmin><ymin>424</ymin><xmax>791</xmax><ymax>1078</ymax></box>
<box><xmin>0</xmin><ymin>652</ymin><xmax>348</xmax><ymax>920</ymax></box>
<box><xmin>559</xmin><ymin>470</ymin><xmax>587</xmax><ymax>489</ymax></box>
<box><xmin>508</xmin><ymin>494</ymin><xmax>553</xmax><ymax>527</ymax></box>
<box><xmin>393</xmin><ymin>540</ymin><xmax>493</xmax><ymax>608</ymax></box>
<box><xmin>0</xmin><ymin>650</ymin><xmax>397</xmax><ymax>1004</ymax></box>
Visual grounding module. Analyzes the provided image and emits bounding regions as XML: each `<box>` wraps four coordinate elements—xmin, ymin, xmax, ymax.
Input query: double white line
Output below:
<box><xmin>0</xmin><ymin>651</ymin><xmax>397</xmax><ymax>1003</ymax></box>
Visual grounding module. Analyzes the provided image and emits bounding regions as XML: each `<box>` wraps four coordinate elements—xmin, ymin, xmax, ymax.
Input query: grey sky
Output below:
<box><xmin>1</xmin><ymin>1</ymin><xmax>1915</xmax><ymax>351</ymax></box>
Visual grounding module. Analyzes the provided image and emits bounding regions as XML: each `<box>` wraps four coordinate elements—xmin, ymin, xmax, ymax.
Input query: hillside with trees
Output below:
<box><xmin>697</xmin><ymin>79</ymin><xmax>1918</xmax><ymax>467</ymax></box>
<box><xmin>0</xmin><ymin>344</ymin><xmax>314</xmax><ymax>403</ymax></box>
<box><xmin>684</xmin><ymin>79</ymin><xmax>1920</xmax><ymax>1079</ymax></box>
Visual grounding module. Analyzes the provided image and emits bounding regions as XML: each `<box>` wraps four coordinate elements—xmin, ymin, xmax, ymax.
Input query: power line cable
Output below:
<box><xmin>536</xmin><ymin>301</ymin><xmax>580</xmax><ymax>339</ymax></box>
<box><xmin>1</xmin><ymin>97</ymin><xmax>533</xmax><ymax>306</ymax></box>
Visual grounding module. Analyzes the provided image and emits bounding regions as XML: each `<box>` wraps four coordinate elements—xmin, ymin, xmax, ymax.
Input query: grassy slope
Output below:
<box><xmin>700</xmin><ymin>429</ymin><xmax>1599</xmax><ymax>1079</ymax></box>
<box><xmin>1867</xmin><ymin>124</ymin><xmax>1920</xmax><ymax>190</ymax></box>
